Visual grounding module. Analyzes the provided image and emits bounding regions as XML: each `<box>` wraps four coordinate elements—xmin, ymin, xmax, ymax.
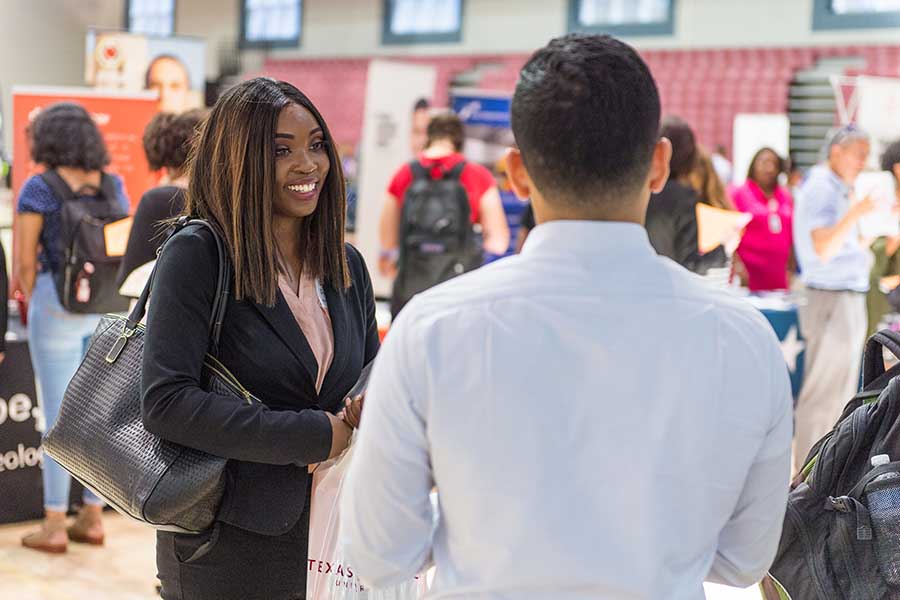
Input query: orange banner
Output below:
<box><xmin>12</xmin><ymin>87</ymin><xmax>159</xmax><ymax>212</ymax></box>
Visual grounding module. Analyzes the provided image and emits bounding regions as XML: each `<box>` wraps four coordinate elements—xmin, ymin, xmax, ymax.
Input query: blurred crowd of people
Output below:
<box><xmin>6</xmin><ymin>28</ymin><xmax>900</xmax><ymax>600</ymax></box>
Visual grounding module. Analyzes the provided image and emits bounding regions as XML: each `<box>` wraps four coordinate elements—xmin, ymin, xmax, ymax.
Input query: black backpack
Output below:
<box><xmin>40</xmin><ymin>170</ymin><xmax>131</xmax><ymax>314</ymax></box>
<box><xmin>391</xmin><ymin>161</ymin><xmax>482</xmax><ymax>317</ymax></box>
<box><xmin>763</xmin><ymin>330</ymin><xmax>900</xmax><ymax>599</ymax></box>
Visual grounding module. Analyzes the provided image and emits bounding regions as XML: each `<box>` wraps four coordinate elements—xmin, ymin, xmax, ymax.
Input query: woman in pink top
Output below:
<box><xmin>731</xmin><ymin>147</ymin><xmax>794</xmax><ymax>291</ymax></box>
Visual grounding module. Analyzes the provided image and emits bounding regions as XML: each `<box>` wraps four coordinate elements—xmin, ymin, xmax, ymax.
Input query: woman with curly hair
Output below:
<box><xmin>117</xmin><ymin>109</ymin><xmax>206</xmax><ymax>292</ymax></box>
<box><xmin>14</xmin><ymin>102</ymin><xmax>130</xmax><ymax>553</ymax></box>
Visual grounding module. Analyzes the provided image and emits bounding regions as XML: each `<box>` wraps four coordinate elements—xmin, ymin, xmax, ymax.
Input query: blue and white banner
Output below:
<box><xmin>451</xmin><ymin>92</ymin><xmax>511</xmax><ymax>128</ymax></box>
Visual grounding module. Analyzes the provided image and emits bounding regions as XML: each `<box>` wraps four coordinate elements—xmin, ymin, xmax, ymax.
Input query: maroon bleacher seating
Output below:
<box><xmin>257</xmin><ymin>44</ymin><xmax>900</xmax><ymax>154</ymax></box>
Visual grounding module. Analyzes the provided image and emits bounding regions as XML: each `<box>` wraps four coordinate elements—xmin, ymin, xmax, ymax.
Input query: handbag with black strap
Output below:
<box><xmin>43</xmin><ymin>218</ymin><xmax>253</xmax><ymax>533</ymax></box>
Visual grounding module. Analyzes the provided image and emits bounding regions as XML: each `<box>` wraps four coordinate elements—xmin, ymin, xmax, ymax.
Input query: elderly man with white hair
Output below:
<box><xmin>792</xmin><ymin>125</ymin><xmax>878</xmax><ymax>473</ymax></box>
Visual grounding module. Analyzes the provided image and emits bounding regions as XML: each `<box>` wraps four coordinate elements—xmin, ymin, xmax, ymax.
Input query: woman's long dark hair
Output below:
<box><xmin>184</xmin><ymin>78</ymin><xmax>349</xmax><ymax>306</ymax></box>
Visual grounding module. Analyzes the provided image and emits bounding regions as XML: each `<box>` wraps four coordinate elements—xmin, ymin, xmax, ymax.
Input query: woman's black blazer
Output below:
<box><xmin>141</xmin><ymin>224</ymin><xmax>379</xmax><ymax>535</ymax></box>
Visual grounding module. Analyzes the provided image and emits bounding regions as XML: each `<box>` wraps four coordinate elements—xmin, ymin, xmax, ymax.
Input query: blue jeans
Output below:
<box><xmin>28</xmin><ymin>273</ymin><xmax>104</xmax><ymax>512</ymax></box>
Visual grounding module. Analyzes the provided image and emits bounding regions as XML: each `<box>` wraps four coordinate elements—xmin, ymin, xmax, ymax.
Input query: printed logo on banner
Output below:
<box><xmin>451</xmin><ymin>94</ymin><xmax>511</xmax><ymax>128</ymax></box>
<box><xmin>0</xmin><ymin>340</ymin><xmax>46</xmax><ymax>524</ymax></box>
<box><xmin>0</xmin><ymin>393</ymin><xmax>44</xmax><ymax>473</ymax></box>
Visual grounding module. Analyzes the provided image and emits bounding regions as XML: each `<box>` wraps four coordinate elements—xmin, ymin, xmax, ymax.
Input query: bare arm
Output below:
<box><xmin>886</xmin><ymin>235</ymin><xmax>900</xmax><ymax>258</ymax></box>
<box><xmin>811</xmin><ymin>196</ymin><xmax>875</xmax><ymax>262</ymax></box>
<box><xmin>478</xmin><ymin>186</ymin><xmax>511</xmax><ymax>255</ymax></box>
<box><xmin>13</xmin><ymin>213</ymin><xmax>43</xmax><ymax>301</ymax></box>
<box><xmin>378</xmin><ymin>193</ymin><xmax>401</xmax><ymax>278</ymax></box>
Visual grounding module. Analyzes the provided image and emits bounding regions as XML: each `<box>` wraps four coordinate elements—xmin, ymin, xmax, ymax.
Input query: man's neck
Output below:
<box><xmin>422</xmin><ymin>141</ymin><xmax>456</xmax><ymax>158</ymax></box>
<box><xmin>536</xmin><ymin>200</ymin><xmax>647</xmax><ymax>226</ymax></box>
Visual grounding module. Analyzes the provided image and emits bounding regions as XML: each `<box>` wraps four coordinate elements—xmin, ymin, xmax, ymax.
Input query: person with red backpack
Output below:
<box><xmin>13</xmin><ymin>102</ymin><xmax>130</xmax><ymax>554</ymax></box>
<box><xmin>379</xmin><ymin>112</ymin><xmax>510</xmax><ymax>317</ymax></box>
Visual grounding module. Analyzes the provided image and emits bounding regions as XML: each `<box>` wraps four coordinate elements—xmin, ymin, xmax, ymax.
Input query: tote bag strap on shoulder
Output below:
<box><xmin>125</xmin><ymin>217</ymin><xmax>231</xmax><ymax>355</ymax></box>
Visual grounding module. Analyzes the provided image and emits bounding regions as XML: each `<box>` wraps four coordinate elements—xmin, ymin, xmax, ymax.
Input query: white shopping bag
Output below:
<box><xmin>307</xmin><ymin>443</ymin><xmax>429</xmax><ymax>599</ymax></box>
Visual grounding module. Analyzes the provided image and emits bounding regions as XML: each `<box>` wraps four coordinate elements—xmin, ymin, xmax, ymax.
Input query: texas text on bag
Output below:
<box><xmin>391</xmin><ymin>161</ymin><xmax>483</xmax><ymax>317</ymax></box>
<box><xmin>40</xmin><ymin>170</ymin><xmax>130</xmax><ymax>314</ymax></box>
<box><xmin>762</xmin><ymin>330</ymin><xmax>900</xmax><ymax>599</ymax></box>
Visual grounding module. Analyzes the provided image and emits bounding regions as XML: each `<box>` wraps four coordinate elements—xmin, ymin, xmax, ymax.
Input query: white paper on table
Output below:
<box><xmin>855</xmin><ymin>171</ymin><xmax>899</xmax><ymax>239</ymax></box>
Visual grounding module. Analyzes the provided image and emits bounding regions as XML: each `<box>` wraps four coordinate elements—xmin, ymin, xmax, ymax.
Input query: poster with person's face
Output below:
<box><xmin>85</xmin><ymin>30</ymin><xmax>205</xmax><ymax>114</ymax></box>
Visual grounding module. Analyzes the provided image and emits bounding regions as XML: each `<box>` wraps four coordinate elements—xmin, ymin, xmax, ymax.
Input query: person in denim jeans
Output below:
<box><xmin>13</xmin><ymin>102</ymin><xmax>129</xmax><ymax>554</ymax></box>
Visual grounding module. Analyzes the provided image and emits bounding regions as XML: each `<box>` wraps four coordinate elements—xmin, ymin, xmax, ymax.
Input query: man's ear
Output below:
<box><xmin>505</xmin><ymin>148</ymin><xmax>533</xmax><ymax>200</ymax></box>
<box><xmin>648</xmin><ymin>138</ymin><xmax>672</xmax><ymax>194</ymax></box>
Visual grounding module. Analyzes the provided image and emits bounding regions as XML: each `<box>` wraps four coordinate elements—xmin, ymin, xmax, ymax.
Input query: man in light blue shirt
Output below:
<box><xmin>792</xmin><ymin>126</ymin><xmax>875</xmax><ymax>473</ymax></box>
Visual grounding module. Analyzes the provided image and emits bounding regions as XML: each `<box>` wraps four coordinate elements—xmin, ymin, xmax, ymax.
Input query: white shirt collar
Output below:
<box><xmin>520</xmin><ymin>219</ymin><xmax>656</xmax><ymax>259</ymax></box>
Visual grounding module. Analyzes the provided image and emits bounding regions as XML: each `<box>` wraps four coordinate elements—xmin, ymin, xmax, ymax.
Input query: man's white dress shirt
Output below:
<box><xmin>341</xmin><ymin>221</ymin><xmax>793</xmax><ymax>599</ymax></box>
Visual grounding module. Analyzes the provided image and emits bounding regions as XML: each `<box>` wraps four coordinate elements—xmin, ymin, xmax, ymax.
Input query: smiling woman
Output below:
<box><xmin>185</xmin><ymin>78</ymin><xmax>351</xmax><ymax>306</ymax></box>
<box><xmin>141</xmin><ymin>78</ymin><xmax>379</xmax><ymax>600</ymax></box>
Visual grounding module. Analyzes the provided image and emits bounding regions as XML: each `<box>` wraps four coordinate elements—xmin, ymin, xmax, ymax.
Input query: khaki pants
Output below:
<box><xmin>793</xmin><ymin>288</ymin><xmax>867</xmax><ymax>475</ymax></box>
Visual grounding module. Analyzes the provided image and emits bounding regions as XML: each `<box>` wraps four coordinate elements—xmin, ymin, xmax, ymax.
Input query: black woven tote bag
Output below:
<box><xmin>43</xmin><ymin>218</ymin><xmax>254</xmax><ymax>533</ymax></box>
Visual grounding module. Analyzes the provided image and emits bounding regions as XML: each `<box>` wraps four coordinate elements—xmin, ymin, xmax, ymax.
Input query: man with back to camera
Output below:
<box><xmin>379</xmin><ymin>112</ymin><xmax>510</xmax><ymax>317</ymax></box>
<box><xmin>792</xmin><ymin>126</ymin><xmax>878</xmax><ymax>474</ymax></box>
<box><xmin>341</xmin><ymin>34</ymin><xmax>793</xmax><ymax>598</ymax></box>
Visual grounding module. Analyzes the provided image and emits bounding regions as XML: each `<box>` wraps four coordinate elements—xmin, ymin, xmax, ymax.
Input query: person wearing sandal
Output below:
<box><xmin>142</xmin><ymin>78</ymin><xmax>378</xmax><ymax>600</ymax></box>
<box><xmin>14</xmin><ymin>103</ymin><xmax>130</xmax><ymax>554</ymax></box>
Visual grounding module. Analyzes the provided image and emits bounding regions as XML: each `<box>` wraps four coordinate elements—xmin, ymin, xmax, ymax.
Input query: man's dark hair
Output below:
<box><xmin>29</xmin><ymin>102</ymin><xmax>110</xmax><ymax>170</ymax></box>
<box><xmin>413</xmin><ymin>97</ymin><xmax>430</xmax><ymax>112</ymax></box>
<box><xmin>881</xmin><ymin>139</ymin><xmax>900</xmax><ymax>172</ymax></box>
<box><xmin>143</xmin><ymin>109</ymin><xmax>207</xmax><ymax>173</ymax></box>
<box><xmin>511</xmin><ymin>34</ymin><xmax>660</xmax><ymax>204</ymax></box>
<box><xmin>426</xmin><ymin>113</ymin><xmax>465</xmax><ymax>152</ymax></box>
<box><xmin>660</xmin><ymin>116</ymin><xmax>697</xmax><ymax>180</ymax></box>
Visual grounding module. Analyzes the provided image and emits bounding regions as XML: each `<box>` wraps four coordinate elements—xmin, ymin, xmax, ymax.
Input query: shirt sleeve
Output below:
<box><xmin>463</xmin><ymin>163</ymin><xmax>499</xmax><ymax>221</ymax></box>
<box><xmin>707</xmin><ymin>334</ymin><xmax>793</xmax><ymax>587</ymax></box>
<box><xmin>117</xmin><ymin>189</ymin><xmax>165</xmax><ymax>289</ymax></box>
<box><xmin>388</xmin><ymin>164</ymin><xmax>413</xmax><ymax>204</ymax></box>
<box><xmin>801</xmin><ymin>180</ymin><xmax>840</xmax><ymax>231</ymax></box>
<box><xmin>340</xmin><ymin>300</ymin><xmax>435</xmax><ymax>589</ymax></box>
<box><xmin>730</xmin><ymin>186</ymin><xmax>757</xmax><ymax>214</ymax></box>
<box><xmin>16</xmin><ymin>176</ymin><xmax>56</xmax><ymax>215</ymax></box>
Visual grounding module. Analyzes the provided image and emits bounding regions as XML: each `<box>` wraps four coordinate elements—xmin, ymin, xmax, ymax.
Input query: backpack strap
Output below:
<box><xmin>39</xmin><ymin>170</ymin><xmax>77</xmax><ymax>202</ymax></box>
<box><xmin>40</xmin><ymin>170</ymin><xmax>122</xmax><ymax>211</ymax></box>
<box><xmin>98</xmin><ymin>173</ymin><xmax>121</xmax><ymax>208</ymax></box>
<box><xmin>409</xmin><ymin>159</ymin><xmax>466</xmax><ymax>181</ymax></box>
<box><xmin>444</xmin><ymin>160</ymin><xmax>466</xmax><ymax>180</ymax></box>
<box><xmin>409</xmin><ymin>160</ymin><xmax>430</xmax><ymax>182</ymax></box>
<box><xmin>862</xmin><ymin>330</ymin><xmax>900</xmax><ymax>389</ymax></box>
